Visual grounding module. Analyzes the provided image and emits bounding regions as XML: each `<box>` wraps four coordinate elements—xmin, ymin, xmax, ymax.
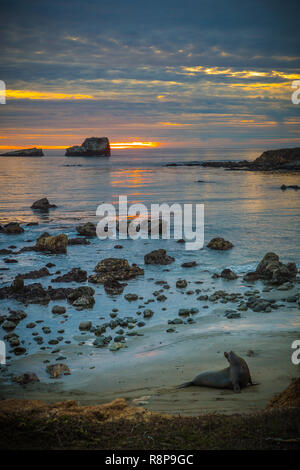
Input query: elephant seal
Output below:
<box><xmin>177</xmin><ymin>351</ymin><xmax>256</xmax><ymax>393</ymax></box>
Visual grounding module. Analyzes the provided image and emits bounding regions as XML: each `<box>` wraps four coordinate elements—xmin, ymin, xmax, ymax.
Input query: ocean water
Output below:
<box><xmin>0</xmin><ymin>147</ymin><xmax>300</xmax><ymax>375</ymax></box>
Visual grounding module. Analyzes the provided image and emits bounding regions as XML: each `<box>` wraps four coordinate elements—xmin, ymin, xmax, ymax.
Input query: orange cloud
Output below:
<box><xmin>6</xmin><ymin>90</ymin><xmax>94</xmax><ymax>100</ymax></box>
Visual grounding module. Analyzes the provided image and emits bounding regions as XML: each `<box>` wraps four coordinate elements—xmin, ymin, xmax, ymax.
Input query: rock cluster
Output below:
<box><xmin>0</xmin><ymin>277</ymin><xmax>95</xmax><ymax>308</ymax></box>
<box><xmin>89</xmin><ymin>258</ymin><xmax>144</xmax><ymax>284</ymax></box>
<box><xmin>245</xmin><ymin>252</ymin><xmax>297</xmax><ymax>285</ymax></box>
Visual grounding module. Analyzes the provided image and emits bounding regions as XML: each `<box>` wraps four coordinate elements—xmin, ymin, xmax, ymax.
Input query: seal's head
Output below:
<box><xmin>224</xmin><ymin>350</ymin><xmax>238</xmax><ymax>363</ymax></box>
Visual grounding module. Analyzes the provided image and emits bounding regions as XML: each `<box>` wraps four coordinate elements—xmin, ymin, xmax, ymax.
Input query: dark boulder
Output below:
<box><xmin>31</xmin><ymin>198</ymin><xmax>57</xmax><ymax>210</ymax></box>
<box><xmin>207</xmin><ymin>237</ymin><xmax>233</xmax><ymax>250</ymax></box>
<box><xmin>35</xmin><ymin>232</ymin><xmax>68</xmax><ymax>253</ymax></box>
<box><xmin>51</xmin><ymin>267</ymin><xmax>87</xmax><ymax>283</ymax></box>
<box><xmin>220</xmin><ymin>268</ymin><xmax>238</xmax><ymax>280</ymax></box>
<box><xmin>76</xmin><ymin>222</ymin><xmax>96</xmax><ymax>237</ymax></box>
<box><xmin>144</xmin><ymin>249</ymin><xmax>175</xmax><ymax>265</ymax></box>
<box><xmin>1</xmin><ymin>222</ymin><xmax>24</xmax><ymax>234</ymax></box>
<box><xmin>254</xmin><ymin>252</ymin><xmax>297</xmax><ymax>285</ymax></box>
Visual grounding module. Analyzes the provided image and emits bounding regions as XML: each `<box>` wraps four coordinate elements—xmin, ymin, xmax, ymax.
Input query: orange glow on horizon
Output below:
<box><xmin>0</xmin><ymin>141</ymin><xmax>161</xmax><ymax>151</ymax></box>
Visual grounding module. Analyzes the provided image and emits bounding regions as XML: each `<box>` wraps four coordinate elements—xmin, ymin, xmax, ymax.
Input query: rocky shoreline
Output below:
<box><xmin>0</xmin><ymin>207</ymin><xmax>299</xmax><ymax>380</ymax></box>
<box><xmin>165</xmin><ymin>147</ymin><xmax>300</xmax><ymax>172</ymax></box>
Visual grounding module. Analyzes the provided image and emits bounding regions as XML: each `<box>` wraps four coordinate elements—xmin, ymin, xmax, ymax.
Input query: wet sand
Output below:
<box><xmin>1</xmin><ymin>309</ymin><xmax>299</xmax><ymax>416</ymax></box>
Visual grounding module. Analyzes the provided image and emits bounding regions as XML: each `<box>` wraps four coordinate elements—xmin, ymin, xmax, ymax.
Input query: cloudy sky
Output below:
<box><xmin>0</xmin><ymin>0</ymin><xmax>300</xmax><ymax>150</ymax></box>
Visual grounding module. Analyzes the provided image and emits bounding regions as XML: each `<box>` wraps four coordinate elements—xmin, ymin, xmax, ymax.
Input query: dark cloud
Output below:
<box><xmin>0</xmin><ymin>0</ymin><xmax>299</xmax><ymax>146</ymax></box>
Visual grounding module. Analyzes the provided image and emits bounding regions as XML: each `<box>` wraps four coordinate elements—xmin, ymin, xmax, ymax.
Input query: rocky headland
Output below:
<box><xmin>166</xmin><ymin>147</ymin><xmax>300</xmax><ymax>171</ymax></box>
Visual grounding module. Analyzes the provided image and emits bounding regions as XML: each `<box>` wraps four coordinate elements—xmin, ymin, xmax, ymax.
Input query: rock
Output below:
<box><xmin>65</xmin><ymin>137</ymin><xmax>111</xmax><ymax>157</ymax></box>
<box><xmin>103</xmin><ymin>279</ymin><xmax>126</xmax><ymax>295</ymax></box>
<box><xmin>0</xmin><ymin>279</ymin><xmax>51</xmax><ymax>304</ymax></box>
<box><xmin>26</xmin><ymin>222</ymin><xmax>39</xmax><ymax>226</ymax></box>
<box><xmin>168</xmin><ymin>318</ymin><xmax>183</xmax><ymax>325</ymax></box>
<box><xmin>13</xmin><ymin>347</ymin><xmax>26</xmax><ymax>355</ymax></box>
<box><xmin>89</xmin><ymin>258</ymin><xmax>144</xmax><ymax>283</ymax></box>
<box><xmin>243</xmin><ymin>272</ymin><xmax>260</xmax><ymax>282</ymax></box>
<box><xmin>79</xmin><ymin>321</ymin><xmax>92</xmax><ymax>331</ymax></box>
<box><xmin>67</xmin><ymin>286</ymin><xmax>95</xmax><ymax>304</ymax></box>
<box><xmin>254</xmin><ymin>252</ymin><xmax>297</xmax><ymax>285</ymax></box>
<box><xmin>246</xmin><ymin>296</ymin><xmax>274</xmax><ymax>312</ymax></box>
<box><xmin>4</xmin><ymin>258</ymin><xmax>18</xmax><ymax>263</ymax></box>
<box><xmin>68</xmin><ymin>237</ymin><xmax>91</xmax><ymax>245</ymax></box>
<box><xmin>2</xmin><ymin>320</ymin><xmax>16</xmax><ymax>330</ymax></box>
<box><xmin>93</xmin><ymin>336</ymin><xmax>111</xmax><ymax>348</ymax></box>
<box><xmin>253</xmin><ymin>147</ymin><xmax>300</xmax><ymax>170</ymax></box>
<box><xmin>181</xmin><ymin>261</ymin><xmax>197</xmax><ymax>268</ymax></box>
<box><xmin>124</xmin><ymin>293</ymin><xmax>138</xmax><ymax>301</ymax></box>
<box><xmin>144</xmin><ymin>249</ymin><xmax>175</xmax><ymax>265</ymax></box>
<box><xmin>31</xmin><ymin>198</ymin><xmax>56</xmax><ymax>210</ymax></box>
<box><xmin>225</xmin><ymin>310</ymin><xmax>241</xmax><ymax>319</ymax></box>
<box><xmin>143</xmin><ymin>309</ymin><xmax>154</xmax><ymax>318</ymax></box>
<box><xmin>0</xmin><ymin>249</ymin><xmax>13</xmax><ymax>255</ymax></box>
<box><xmin>178</xmin><ymin>308</ymin><xmax>190</xmax><ymax>317</ymax></box>
<box><xmin>76</xmin><ymin>222</ymin><xmax>96</xmax><ymax>237</ymax></box>
<box><xmin>1</xmin><ymin>222</ymin><xmax>24</xmax><ymax>234</ymax></box>
<box><xmin>220</xmin><ymin>269</ymin><xmax>238</xmax><ymax>280</ymax></box>
<box><xmin>46</xmin><ymin>363</ymin><xmax>70</xmax><ymax>378</ymax></box>
<box><xmin>0</xmin><ymin>147</ymin><xmax>43</xmax><ymax>156</ymax></box>
<box><xmin>13</xmin><ymin>373</ymin><xmax>39</xmax><ymax>385</ymax></box>
<box><xmin>207</xmin><ymin>238</ymin><xmax>233</xmax><ymax>250</ymax></box>
<box><xmin>281</xmin><ymin>184</ymin><xmax>300</xmax><ymax>190</ymax></box>
<box><xmin>0</xmin><ymin>281</ymin><xmax>94</xmax><ymax>306</ymax></box>
<box><xmin>52</xmin><ymin>305</ymin><xmax>66</xmax><ymax>314</ymax></box>
<box><xmin>35</xmin><ymin>232</ymin><xmax>68</xmax><ymax>254</ymax></box>
<box><xmin>109</xmin><ymin>342</ymin><xmax>126</xmax><ymax>352</ymax></box>
<box><xmin>157</xmin><ymin>294</ymin><xmax>167</xmax><ymax>301</ymax></box>
<box><xmin>52</xmin><ymin>268</ymin><xmax>87</xmax><ymax>283</ymax></box>
<box><xmin>276</xmin><ymin>282</ymin><xmax>294</xmax><ymax>291</ymax></box>
<box><xmin>21</xmin><ymin>267</ymin><xmax>50</xmax><ymax>279</ymax></box>
<box><xmin>73</xmin><ymin>295</ymin><xmax>95</xmax><ymax>310</ymax></box>
<box><xmin>176</xmin><ymin>279</ymin><xmax>187</xmax><ymax>288</ymax></box>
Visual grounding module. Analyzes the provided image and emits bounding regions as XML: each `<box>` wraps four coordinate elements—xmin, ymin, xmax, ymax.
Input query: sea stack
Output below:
<box><xmin>0</xmin><ymin>147</ymin><xmax>44</xmax><ymax>156</ymax></box>
<box><xmin>65</xmin><ymin>137</ymin><xmax>111</xmax><ymax>156</ymax></box>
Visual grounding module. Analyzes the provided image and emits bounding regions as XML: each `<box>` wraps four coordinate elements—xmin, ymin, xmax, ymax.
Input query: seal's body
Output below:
<box><xmin>178</xmin><ymin>351</ymin><xmax>255</xmax><ymax>393</ymax></box>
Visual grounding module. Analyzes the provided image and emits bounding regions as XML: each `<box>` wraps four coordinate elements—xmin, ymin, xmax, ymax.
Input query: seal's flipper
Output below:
<box><xmin>176</xmin><ymin>381</ymin><xmax>193</xmax><ymax>389</ymax></box>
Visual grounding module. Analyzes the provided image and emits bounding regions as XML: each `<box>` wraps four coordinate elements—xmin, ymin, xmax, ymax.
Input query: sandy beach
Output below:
<box><xmin>1</xmin><ymin>281</ymin><xmax>299</xmax><ymax>416</ymax></box>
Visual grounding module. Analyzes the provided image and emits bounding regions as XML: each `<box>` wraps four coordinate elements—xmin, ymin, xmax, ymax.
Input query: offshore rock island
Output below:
<box><xmin>65</xmin><ymin>137</ymin><xmax>111</xmax><ymax>157</ymax></box>
<box><xmin>0</xmin><ymin>148</ymin><xmax>44</xmax><ymax>157</ymax></box>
